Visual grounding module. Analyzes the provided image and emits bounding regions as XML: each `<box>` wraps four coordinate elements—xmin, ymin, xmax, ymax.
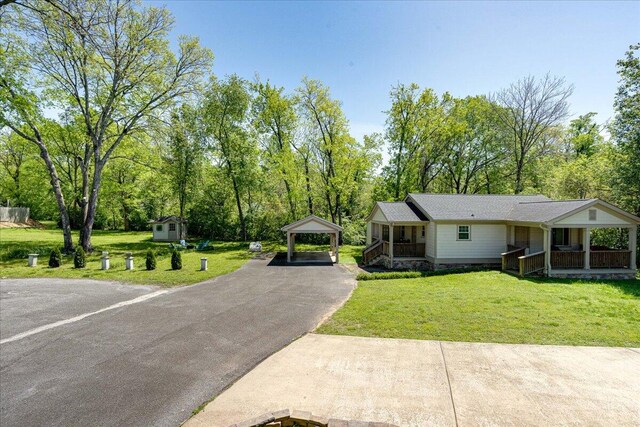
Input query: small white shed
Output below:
<box><xmin>281</xmin><ymin>215</ymin><xmax>343</xmax><ymax>264</ymax></box>
<box><xmin>149</xmin><ymin>216</ymin><xmax>187</xmax><ymax>242</ymax></box>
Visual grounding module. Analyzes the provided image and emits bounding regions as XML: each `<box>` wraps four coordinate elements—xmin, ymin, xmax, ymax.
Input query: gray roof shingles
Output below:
<box><xmin>506</xmin><ymin>199</ymin><xmax>596</xmax><ymax>223</ymax></box>
<box><xmin>377</xmin><ymin>201</ymin><xmax>428</xmax><ymax>222</ymax></box>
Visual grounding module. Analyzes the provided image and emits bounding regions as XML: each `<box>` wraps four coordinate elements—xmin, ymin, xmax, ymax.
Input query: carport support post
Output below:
<box><xmin>334</xmin><ymin>231</ymin><xmax>339</xmax><ymax>263</ymax></box>
<box><xmin>287</xmin><ymin>231</ymin><xmax>291</xmax><ymax>263</ymax></box>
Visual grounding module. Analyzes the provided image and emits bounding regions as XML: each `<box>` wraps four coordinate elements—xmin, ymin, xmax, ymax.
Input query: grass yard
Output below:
<box><xmin>0</xmin><ymin>227</ymin><xmax>253</xmax><ymax>286</ymax></box>
<box><xmin>317</xmin><ymin>270</ymin><xmax>640</xmax><ymax>347</ymax></box>
<box><xmin>0</xmin><ymin>226</ymin><xmax>364</xmax><ymax>286</ymax></box>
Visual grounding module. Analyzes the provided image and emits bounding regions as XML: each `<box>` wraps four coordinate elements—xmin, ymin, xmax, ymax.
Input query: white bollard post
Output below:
<box><xmin>200</xmin><ymin>257</ymin><xmax>208</xmax><ymax>271</ymax></box>
<box><xmin>28</xmin><ymin>254</ymin><xmax>38</xmax><ymax>267</ymax></box>
<box><xmin>125</xmin><ymin>254</ymin><xmax>134</xmax><ymax>270</ymax></box>
<box><xmin>101</xmin><ymin>255</ymin><xmax>110</xmax><ymax>270</ymax></box>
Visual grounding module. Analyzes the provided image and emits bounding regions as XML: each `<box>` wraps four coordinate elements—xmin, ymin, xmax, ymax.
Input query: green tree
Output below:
<box><xmin>612</xmin><ymin>43</ymin><xmax>640</xmax><ymax>217</ymax></box>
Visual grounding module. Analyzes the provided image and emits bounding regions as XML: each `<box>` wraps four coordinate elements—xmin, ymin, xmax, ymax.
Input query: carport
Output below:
<box><xmin>281</xmin><ymin>215</ymin><xmax>342</xmax><ymax>264</ymax></box>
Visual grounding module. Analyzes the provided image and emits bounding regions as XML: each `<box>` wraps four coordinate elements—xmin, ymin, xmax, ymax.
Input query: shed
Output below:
<box><xmin>149</xmin><ymin>216</ymin><xmax>187</xmax><ymax>242</ymax></box>
<box><xmin>281</xmin><ymin>215</ymin><xmax>343</xmax><ymax>264</ymax></box>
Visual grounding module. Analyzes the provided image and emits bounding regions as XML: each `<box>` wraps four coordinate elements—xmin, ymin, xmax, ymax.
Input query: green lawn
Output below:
<box><xmin>317</xmin><ymin>270</ymin><xmax>640</xmax><ymax>347</ymax></box>
<box><xmin>0</xmin><ymin>227</ymin><xmax>363</xmax><ymax>286</ymax></box>
<box><xmin>0</xmin><ymin>227</ymin><xmax>253</xmax><ymax>286</ymax></box>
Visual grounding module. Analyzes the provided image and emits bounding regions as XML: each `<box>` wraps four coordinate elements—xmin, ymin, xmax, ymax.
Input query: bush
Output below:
<box><xmin>171</xmin><ymin>250</ymin><xmax>182</xmax><ymax>270</ymax></box>
<box><xmin>146</xmin><ymin>250</ymin><xmax>157</xmax><ymax>270</ymax></box>
<box><xmin>356</xmin><ymin>267</ymin><xmax>489</xmax><ymax>281</ymax></box>
<box><xmin>49</xmin><ymin>248</ymin><xmax>62</xmax><ymax>268</ymax></box>
<box><xmin>73</xmin><ymin>247</ymin><xmax>86</xmax><ymax>268</ymax></box>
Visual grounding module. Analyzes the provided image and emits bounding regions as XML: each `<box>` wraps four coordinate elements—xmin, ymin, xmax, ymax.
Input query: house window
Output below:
<box><xmin>169</xmin><ymin>223</ymin><xmax>176</xmax><ymax>232</ymax></box>
<box><xmin>588</xmin><ymin>209</ymin><xmax>597</xmax><ymax>221</ymax></box>
<box><xmin>155</xmin><ymin>224</ymin><xmax>163</xmax><ymax>232</ymax></box>
<box><xmin>421</xmin><ymin>226</ymin><xmax>425</xmax><ymax>237</ymax></box>
<box><xmin>457</xmin><ymin>225</ymin><xmax>471</xmax><ymax>241</ymax></box>
<box><xmin>552</xmin><ymin>228</ymin><xmax>570</xmax><ymax>246</ymax></box>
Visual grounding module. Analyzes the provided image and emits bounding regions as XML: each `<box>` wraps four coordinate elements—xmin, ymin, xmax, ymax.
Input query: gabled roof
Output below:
<box><xmin>281</xmin><ymin>214</ymin><xmax>343</xmax><ymax>232</ymax></box>
<box><xmin>506</xmin><ymin>199</ymin><xmax>596</xmax><ymax>223</ymax></box>
<box><xmin>407</xmin><ymin>193</ymin><xmax>550</xmax><ymax>221</ymax></box>
<box><xmin>373</xmin><ymin>201</ymin><xmax>428</xmax><ymax>223</ymax></box>
<box><xmin>149</xmin><ymin>216</ymin><xmax>187</xmax><ymax>224</ymax></box>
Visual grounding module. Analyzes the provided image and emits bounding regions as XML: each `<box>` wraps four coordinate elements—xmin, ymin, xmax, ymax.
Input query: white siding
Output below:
<box><xmin>290</xmin><ymin>218</ymin><xmax>339</xmax><ymax>233</ymax></box>
<box><xmin>555</xmin><ymin>206</ymin><xmax>631</xmax><ymax>226</ymax></box>
<box><xmin>426</xmin><ymin>222</ymin><xmax>436</xmax><ymax>257</ymax></box>
<box><xmin>152</xmin><ymin>224</ymin><xmax>169</xmax><ymax>241</ymax></box>
<box><xmin>437</xmin><ymin>224</ymin><xmax>506</xmax><ymax>259</ymax></box>
<box><xmin>371</xmin><ymin>207</ymin><xmax>388</xmax><ymax>223</ymax></box>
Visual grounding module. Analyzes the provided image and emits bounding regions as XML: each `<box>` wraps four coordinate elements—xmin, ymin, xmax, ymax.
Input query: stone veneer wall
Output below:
<box><xmin>230</xmin><ymin>408</ymin><xmax>398</xmax><ymax>427</ymax></box>
<box><xmin>549</xmin><ymin>272</ymin><xmax>637</xmax><ymax>280</ymax></box>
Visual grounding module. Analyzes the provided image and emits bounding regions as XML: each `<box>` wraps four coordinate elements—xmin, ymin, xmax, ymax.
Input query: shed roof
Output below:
<box><xmin>149</xmin><ymin>216</ymin><xmax>187</xmax><ymax>224</ymax></box>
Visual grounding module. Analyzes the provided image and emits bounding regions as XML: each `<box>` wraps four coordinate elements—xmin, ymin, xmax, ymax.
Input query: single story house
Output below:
<box><xmin>149</xmin><ymin>216</ymin><xmax>187</xmax><ymax>242</ymax></box>
<box><xmin>364</xmin><ymin>193</ymin><xmax>639</xmax><ymax>279</ymax></box>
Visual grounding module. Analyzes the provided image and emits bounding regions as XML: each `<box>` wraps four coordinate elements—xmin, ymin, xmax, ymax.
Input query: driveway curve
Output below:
<box><xmin>0</xmin><ymin>256</ymin><xmax>355</xmax><ymax>427</ymax></box>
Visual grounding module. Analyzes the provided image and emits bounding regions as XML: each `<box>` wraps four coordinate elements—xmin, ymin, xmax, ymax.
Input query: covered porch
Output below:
<box><xmin>502</xmin><ymin>224</ymin><xmax>637</xmax><ymax>278</ymax></box>
<box><xmin>363</xmin><ymin>223</ymin><xmax>427</xmax><ymax>266</ymax></box>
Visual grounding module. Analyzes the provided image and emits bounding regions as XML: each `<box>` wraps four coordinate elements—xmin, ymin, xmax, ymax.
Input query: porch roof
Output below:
<box><xmin>373</xmin><ymin>201</ymin><xmax>428</xmax><ymax>223</ymax></box>
<box><xmin>506</xmin><ymin>199</ymin><xmax>595</xmax><ymax>223</ymax></box>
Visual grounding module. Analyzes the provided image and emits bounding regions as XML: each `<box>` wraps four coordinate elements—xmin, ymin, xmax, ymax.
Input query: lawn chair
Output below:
<box><xmin>196</xmin><ymin>240</ymin><xmax>211</xmax><ymax>251</ymax></box>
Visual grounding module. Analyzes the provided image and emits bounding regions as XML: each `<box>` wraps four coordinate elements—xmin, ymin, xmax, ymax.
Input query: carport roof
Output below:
<box><xmin>281</xmin><ymin>215</ymin><xmax>343</xmax><ymax>232</ymax></box>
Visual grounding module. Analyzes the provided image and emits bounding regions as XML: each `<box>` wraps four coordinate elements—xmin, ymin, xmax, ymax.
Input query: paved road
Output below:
<box><xmin>0</xmin><ymin>257</ymin><xmax>355</xmax><ymax>427</ymax></box>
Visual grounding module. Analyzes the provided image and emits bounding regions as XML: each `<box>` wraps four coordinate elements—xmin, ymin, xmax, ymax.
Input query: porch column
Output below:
<box><xmin>630</xmin><ymin>225</ymin><xmax>637</xmax><ymax>270</ymax></box>
<box><xmin>389</xmin><ymin>224</ymin><xmax>394</xmax><ymax>265</ymax></box>
<box><xmin>287</xmin><ymin>231</ymin><xmax>291</xmax><ymax>263</ymax></box>
<box><xmin>366</xmin><ymin>222</ymin><xmax>372</xmax><ymax>245</ymax></box>
<box><xmin>583</xmin><ymin>227</ymin><xmax>590</xmax><ymax>270</ymax></box>
<box><xmin>544</xmin><ymin>227</ymin><xmax>551</xmax><ymax>273</ymax></box>
<box><xmin>335</xmin><ymin>231</ymin><xmax>340</xmax><ymax>263</ymax></box>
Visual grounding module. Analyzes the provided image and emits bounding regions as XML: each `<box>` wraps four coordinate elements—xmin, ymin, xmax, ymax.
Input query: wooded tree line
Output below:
<box><xmin>1</xmin><ymin>1</ymin><xmax>638</xmax><ymax>251</ymax></box>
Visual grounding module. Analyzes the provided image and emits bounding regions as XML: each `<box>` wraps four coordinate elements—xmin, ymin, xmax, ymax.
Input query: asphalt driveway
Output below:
<box><xmin>0</xmin><ymin>257</ymin><xmax>355</xmax><ymax>427</ymax></box>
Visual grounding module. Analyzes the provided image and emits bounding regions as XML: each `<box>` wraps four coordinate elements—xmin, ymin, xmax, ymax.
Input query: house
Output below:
<box><xmin>149</xmin><ymin>216</ymin><xmax>187</xmax><ymax>242</ymax></box>
<box><xmin>363</xmin><ymin>194</ymin><xmax>639</xmax><ymax>279</ymax></box>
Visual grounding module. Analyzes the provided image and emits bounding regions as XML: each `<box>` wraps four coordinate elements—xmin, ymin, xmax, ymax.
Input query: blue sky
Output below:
<box><xmin>149</xmin><ymin>1</ymin><xmax>639</xmax><ymax>142</ymax></box>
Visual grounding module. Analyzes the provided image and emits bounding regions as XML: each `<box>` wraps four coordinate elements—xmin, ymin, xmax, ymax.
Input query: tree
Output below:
<box><xmin>252</xmin><ymin>80</ymin><xmax>300</xmax><ymax>220</ymax></box>
<box><xmin>1</xmin><ymin>0</ymin><xmax>212</xmax><ymax>251</ymax></box>
<box><xmin>492</xmin><ymin>74</ymin><xmax>573</xmax><ymax>193</ymax></box>
<box><xmin>612</xmin><ymin>43</ymin><xmax>640</xmax><ymax>217</ymax></box>
<box><xmin>203</xmin><ymin>75</ymin><xmax>256</xmax><ymax>241</ymax></box>
<box><xmin>165</xmin><ymin>104</ymin><xmax>203</xmax><ymax>237</ymax></box>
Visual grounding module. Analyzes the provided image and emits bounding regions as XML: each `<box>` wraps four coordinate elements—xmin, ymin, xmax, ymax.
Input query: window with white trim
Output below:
<box><xmin>457</xmin><ymin>225</ymin><xmax>470</xmax><ymax>240</ymax></box>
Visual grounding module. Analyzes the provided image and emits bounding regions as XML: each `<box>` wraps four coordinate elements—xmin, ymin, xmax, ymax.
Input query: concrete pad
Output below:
<box><xmin>186</xmin><ymin>334</ymin><xmax>456</xmax><ymax>427</ymax></box>
<box><xmin>441</xmin><ymin>342</ymin><xmax>640</xmax><ymax>426</ymax></box>
<box><xmin>187</xmin><ymin>335</ymin><xmax>640</xmax><ymax>427</ymax></box>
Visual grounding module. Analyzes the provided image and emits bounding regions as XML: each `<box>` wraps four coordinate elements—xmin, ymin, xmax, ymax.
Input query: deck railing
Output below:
<box><xmin>518</xmin><ymin>251</ymin><xmax>545</xmax><ymax>276</ymax></box>
<box><xmin>501</xmin><ymin>247</ymin><xmax>526</xmax><ymax>271</ymax></box>
<box><xmin>551</xmin><ymin>251</ymin><xmax>585</xmax><ymax>269</ymax></box>
<box><xmin>590</xmin><ymin>250</ymin><xmax>631</xmax><ymax>269</ymax></box>
<box><xmin>379</xmin><ymin>241</ymin><xmax>425</xmax><ymax>257</ymax></box>
<box><xmin>362</xmin><ymin>240</ymin><xmax>383</xmax><ymax>265</ymax></box>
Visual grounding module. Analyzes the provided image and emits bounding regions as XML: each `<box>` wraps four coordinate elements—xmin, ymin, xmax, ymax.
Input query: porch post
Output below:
<box><xmin>287</xmin><ymin>231</ymin><xmax>291</xmax><ymax>263</ymax></box>
<box><xmin>366</xmin><ymin>222</ymin><xmax>372</xmax><ymax>245</ymax></box>
<box><xmin>544</xmin><ymin>227</ymin><xmax>551</xmax><ymax>274</ymax></box>
<box><xmin>630</xmin><ymin>225</ymin><xmax>637</xmax><ymax>270</ymax></box>
<box><xmin>583</xmin><ymin>227</ymin><xmax>590</xmax><ymax>270</ymax></box>
<box><xmin>389</xmin><ymin>224</ymin><xmax>394</xmax><ymax>265</ymax></box>
<box><xmin>335</xmin><ymin>231</ymin><xmax>340</xmax><ymax>263</ymax></box>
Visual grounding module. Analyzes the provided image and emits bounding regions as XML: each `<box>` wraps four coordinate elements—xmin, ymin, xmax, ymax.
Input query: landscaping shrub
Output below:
<box><xmin>171</xmin><ymin>250</ymin><xmax>182</xmax><ymax>270</ymax></box>
<box><xmin>73</xmin><ymin>247</ymin><xmax>86</xmax><ymax>268</ymax></box>
<box><xmin>146</xmin><ymin>250</ymin><xmax>157</xmax><ymax>270</ymax></box>
<box><xmin>49</xmin><ymin>248</ymin><xmax>62</xmax><ymax>268</ymax></box>
<box><xmin>356</xmin><ymin>267</ymin><xmax>490</xmax><ymax>281</ymax></box>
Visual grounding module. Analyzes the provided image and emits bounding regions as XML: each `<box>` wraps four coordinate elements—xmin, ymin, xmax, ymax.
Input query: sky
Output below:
<box><xmin>148</xmin><ymin>0</ymin><xmax>639</xmax><ymax>144</ymax></box>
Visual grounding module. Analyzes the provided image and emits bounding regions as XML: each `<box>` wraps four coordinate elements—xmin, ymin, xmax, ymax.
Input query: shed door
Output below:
<box><xmin>168</xmin><ymin>222</ymin><xmax>178</xmax><ymax>240</ymax></box>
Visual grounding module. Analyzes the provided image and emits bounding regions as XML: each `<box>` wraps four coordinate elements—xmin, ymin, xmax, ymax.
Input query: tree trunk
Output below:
<box><xmin>80</xmin><ymin>162</ymin><xmax>104</xmax><ymax>252</ymax></box>
<box><xmin>303</xmin><ymin>158</ymin><xmax>313</xmax><ymax>215</ymax></box>
<box><xmin>230</xmin><ymin>174</ymin><xmax>246</xmax><ymax>241</ymax></box>
<box><xmin>37</xmin><ymin>144</ymin><xmax>74</xmax><ymax>253</ymax></box>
